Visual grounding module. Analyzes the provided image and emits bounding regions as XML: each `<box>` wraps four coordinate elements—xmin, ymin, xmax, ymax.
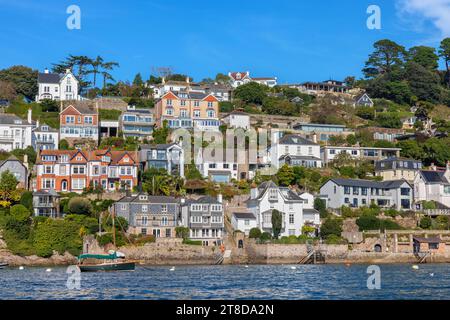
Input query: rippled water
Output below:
<box><xmin>1</xmin><ymin>264</ymin><xmax>450</xmax><ymax>299</ymax></box>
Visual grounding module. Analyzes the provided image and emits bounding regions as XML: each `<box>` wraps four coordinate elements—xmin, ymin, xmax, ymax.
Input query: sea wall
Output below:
<box><xmin>0</xmin><ymin>249</ymin><xmax>76</xmax><ymax>267</ymax></box>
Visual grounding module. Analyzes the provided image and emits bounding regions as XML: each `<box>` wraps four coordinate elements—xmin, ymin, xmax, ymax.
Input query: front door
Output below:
<box><xmin>153</xmin><ymin>229</ymin><xmax>161</xmax><ymax>238</ymax></box>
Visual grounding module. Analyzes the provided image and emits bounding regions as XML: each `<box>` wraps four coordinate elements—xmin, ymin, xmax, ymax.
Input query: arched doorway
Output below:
<box><xmin>61</xmin><ymin>180</ymin><xmax>68</xmax><ymax>192</ymax></box>
<box><xmin>374</xmin><ymin>244</ymin><xmax>382</xmax><ymax>252</ymax></box>
<box><xmin>238</xmin><ymin>240</ymin><xmax>244</xmax><ymax>249</ymax></box>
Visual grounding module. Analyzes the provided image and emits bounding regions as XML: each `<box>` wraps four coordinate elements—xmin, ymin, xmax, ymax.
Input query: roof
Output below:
<box><xmin>420</xmin><ymin>170</ymin><xmax>449</xmax><ymax>184</ymax></box>
<box><xmin>303</xmin><ymin>209</ymin><xmax>320</xmax><ymax>215</ymax></box>
<box><xmin>280</xmin><ymin>155</ymin><xmax>322</xmax><ymax>161</ymax></box>
<box><xmin>140</xmin><ymin>143</ymin><xmax>179</xmax><ymax>150</ymax></box>
<box><xmin>229</xmin><ymin>72</ymin><xmax>250</xmax><ymax>81</ymax></box>
<box><xmin>233</xmin><ymin>212</ymin><xmax>256</xmax><ymax>219</ymax></box>
<box><xmin>33</xmin><ymin>189</ymin><xmax>59</xmax><ymax>197</ymax></box>
<box><xmin>251</xmin><ymin>181</ymin><xmax>304</xmax><ymax>202</ymax></box>
<box><xmin>354</xmin><ymin>93</ymin><xmax>373</xmax><ymax>103</ymax></box>
<box><xmin>279</xmin><ymin>134</ymin><xmax>317</xmax><ymax>146</ymax></box>
<box><xmin>375</xmin><ymin>158</ymin><xmax>422</xmax><ymax>171</ymax></box>
<box><xmin>162</xmin><ymin>91</ymin><xmax>217</xmax><ymax>101</ymax></box>
<box><xmin>37</xmin><ymin>149</ymin><xmax>138</xmax><ymax>165</ymax></box>
<box><xmin>413</xmin><ymin>236</ymin><xmax>442</xmax><ymax>243</ymax></box>
<box><xmin>294</xmin><ymin>122</ymin><xmax>347</xmax><ymax>129</ymax></box>
<box><xmin>61</xmin><ymin>104</ymin><xmax>97</xmax><ymax>115</ymax></box>
<box><xmin>38</xmin><ymin>72</ymin><xmax>61</xmax><ymax>84</ymax></box>
<box><xmin>227</xmin><ymin>110</ymin><xmax>248</xmax><ymax>116</ymax></box>
<box><xmin>185</xmin><ymin>196</ymin><xmax>221</xmax><ymax>205</ymax></box>
<box><xmin>0</xmin><ymin>114</ymin><xmax>34</xmax><ymax>125</ymax></box>
<box><xmin>0</xmin><ymin>155</ymin><xmax>26</xmax><ymax>169</ymax></box>
<box><xmin>252</xmin><ymin>77</ymin><xmax>276</xmax><ymax>81</ymax></box>
<box><xmin>34</xmin><ymin>123</ymin><xmax>58</xmax><ymax>132</ymax></box>
<box><xmin>365</xmin><ymin>127</ymin><xmax>405</xmax><ymax>134</ymax></box>
<box><xmin>326</xmin><ymin>178</ymin><xmax>411</xmax><ymax>189</ymax></box>
<box><xmin>117</xmin><ymin>193</ymin><xmax>178</xmax><ymax>204</ymax></box>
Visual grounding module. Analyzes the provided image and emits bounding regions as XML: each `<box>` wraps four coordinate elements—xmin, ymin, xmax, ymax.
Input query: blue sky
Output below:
<box><xmin>0</xmin><ymin>0</ymin><xmax>449</xmax><ymax>84</ymax></box>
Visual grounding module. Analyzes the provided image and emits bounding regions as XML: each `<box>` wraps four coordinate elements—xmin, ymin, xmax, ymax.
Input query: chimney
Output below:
<box><xmin>430</xmin><ymin>163</ymin><xmax>437</xmax><ymax>171</ymax></box>
<box><xmin>250</xmin><ymin>184</ymin><xmax>258</xmax><ymax>199</ymax></box>
<box><xmin>23</xmin><ymin>154</ymin><xmax>29</xmax><ymax>170</ymax></box>
<box><xmin>36</xmin><ymin>119</ymin><xmax>40</xmax><ymax>128</ymax></box>
<box><xmin>162</xmin><ymin>77</ymin><xmax>165</xmax><ymax>84</ymax></box>
<box><xmin>186</xmin><ymin>76</ymin><xmax>190</xmax><ymax>84</ymax></box>
<box><xmin>44</xmin><ymin>68</ymin><xmax>49</xmax><ymax>74</ymax></box>
<box><xmin>217</xmin><ymin>194</ymin><xmax>222</xmax><ymax>204</ymax></box>
<box><xmin>65</xmin><ymin>68</ymin><xmax>71</xmax><ymax>74</ymax></box>
<box><xmin>312</xmin><ymin>132</ymin><xmax>317</xmax><ymax>144</ymax></box>
<box><xmin>180</xmin><ymin>198</ymin><xmax>185</xmax><ymax>205</ymax></box>
<box><xmin>27</xmin><ymin>108</ymin><xmax>32</xmax><ymax>124</ymax></box>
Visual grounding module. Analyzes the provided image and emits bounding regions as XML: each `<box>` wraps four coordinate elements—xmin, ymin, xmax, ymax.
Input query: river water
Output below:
<box><xmin>0</xmin><ymin>264</ymin><xmax>449</xmax><ymax>300</ymax></box>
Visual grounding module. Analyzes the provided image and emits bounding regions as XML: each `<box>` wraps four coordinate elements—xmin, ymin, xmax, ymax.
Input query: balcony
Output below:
<box><xmin>0</xmin><ymin>134</ymin><xmax>14</xmax><ymax>142</ymax></box>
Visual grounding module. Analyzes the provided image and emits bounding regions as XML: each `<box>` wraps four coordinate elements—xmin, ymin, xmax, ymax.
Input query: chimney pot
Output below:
<box><xmin>44</xmin><ymin>68</ymin><xmax>49</xmax><ymax>74</ymax></box>
<box><xmin>27</xmin><ymin>109</ymin><xmax>32</xmax><ymax>124</ymax></box>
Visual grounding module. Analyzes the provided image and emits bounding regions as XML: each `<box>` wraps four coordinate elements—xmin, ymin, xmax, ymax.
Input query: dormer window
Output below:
<box><xmin>42</xmin><ymin>126</ymin><xmax>49</xmax><ymax>131</ymax></box>
<box><xmin>139</xmin><ymin>195</ymin><xmax>148</xmax><ymax>201</ymax></box>
<box><xmin>76</xmin><ymin>156</ymin><xmax>82</xmax><ymax>161</ymax></box>
<box><xmin>102</xmin><ymin>156</ymin><xmax>110</xmax><ymax>163</ymax></box>
<box><xmin>14</xmin><ymin>120</ymin><xmax>22</xmax><ymax>124</ymax></box>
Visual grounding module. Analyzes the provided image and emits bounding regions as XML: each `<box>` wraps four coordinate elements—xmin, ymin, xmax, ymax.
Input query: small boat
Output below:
<box><xmin>77</xmin><ymin>252</ymin><xmax>135</xmax><ymax>272</ymax></box>
<box><xmin>0</xmin><ymin>262</ymin><xmax>8</xmax><ymax>269</ymax></box>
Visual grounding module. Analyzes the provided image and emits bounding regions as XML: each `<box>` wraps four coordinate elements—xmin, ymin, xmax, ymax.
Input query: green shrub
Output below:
<box><xmin>20</xmin><ymin>191</ymin><xmax>33</xmax><ymax>211</ymax></box>
<box><xmin>249</xmin><ymin>228</ymin><xmax>262</xmax><ymax>239</ymax></box>
<box><xmin>325</xmin><ymin>235</ymin><xmax>347</xmax><ymax>245</ymax></box>
<box><xmin>175</xmin><ymin>226</ymin><xmax>190</xmax><ymax>239</ymax></box>
<box><xmin>33</xmin><ymin>219</ymin><xmax>82</xmax><ymax>257</ymax></box>
<box><xmin>259</xmin><ymin>232</ymin><xmax>272</xmax><ymax>242</ymax></box>
<box><xmin>320</xmin><ymin>217</ymin><xmax>343</xmax><ymax>238</ymax></box>
<box><xmin>182</xmin><ymin>239</ymin><xmax>202</xmax><ymax>245</ymax></box>
<box><xmin>10</xmin><ymin>204</ymin><xmax>31</xmax><ymax>222</ymax></box>
<box><xmin>67</xmin><ymin>197</ymin><xmax>93</xmax><ymax>215</ymax></box>
<box><xmin>356</xmin><ymin>215</ymin><xmax>402</xmax><ymax>231</ymax></box>
<box><xmin>420</xmin><ymin>216</ymin><xmax>432</xmax><ymax>229</ymax></box>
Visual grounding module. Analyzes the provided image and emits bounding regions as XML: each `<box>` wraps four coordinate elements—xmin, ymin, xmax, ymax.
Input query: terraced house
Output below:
<box><xmin>181</xmin><ymin>196</ymin><xmax>224</xmax><ymax>246</ymax></box>
<box><xmin>60</xmin><ymin>104</ymin><xmax>99</xmax><ymax>145</ymax></box>
<box><xmin>155</xmin><ymin>91</ymin><xmax>220</xmax><ymax>130</ymax></box>
<box><xmin>121</xmin><ymin>105</ymin><xmax>154</xmax><ymax>140</ymax></box>
<box><xmin>35</xmin><ymin>149</ymin><xmax>138</xmax><ymax>193</ymax></box>
<box><xmin>114</xmin><ymin>193</ymin><xmax>179</xmax><ymax>238</ymax></box>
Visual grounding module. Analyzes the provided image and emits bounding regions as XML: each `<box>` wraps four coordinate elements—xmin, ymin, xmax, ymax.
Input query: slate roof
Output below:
<box><xmin>38</xmin><ymin>72</ymin><xmax>61</xmax><ymax>84</ymax></box>
<box><xmin>33</xmin><ymin>189</ymin><xmax>59</xmax><ymax>197</ymax></box>
<box><xmin>303</xmin><ymin>209</ymin><xmax>320</xmax><ymax>215</ymax></box>
<box><xmin>375</xmin><ymin>158</ymin><xmax>422</xmax><ymax>171</ymax></box>
<box><xmin>117</xmin><ymin>193</ymin><xmax>178</xmax><ymax>204</ymax></box>
<box><xmin>34</xmin><ymin>123</ymin><xmax>58</xmax><ymax>132</ymax></box>
<box><xmin>279</xmin><ymin>134</ymin><xmax>317</xmax><ymax>146</ymax></box>
<box><xmin>328</xmin><ymin>178</ymin><xmax>411</xmax><ymax>189</ymax></box>
<box><xmin>233</xmin><ymin>212</ymin><xmax>256</xmax><ymax>219</ymax></box>
<box><xmin>0</xmin><ymin>155</ymin><xmax>26</xmax><ymax>168</ymax></box>
<box><xmin>279</xmin><ymin>155</ymin><xmax>322</xmax><ymax>161</ymax></box>
<box><xmin>61</xmin><ymin>104</ymin><xmax>97</xmax><ymax>115</ymax></box>
<box><xmin>185</xmin><ymin>196</ymin><xmax>222</xmax><ymax>205</ymax></box>
<box><xmin>140</xmin><ymin>143</ymin><xmax>178</xmax><ymax>150</ymax></box>
<box><xmin>0</xmin><ymin>114</ymin><xmax>34</xmax><ymax>125</ymax></box>
<box><xmin>420</xmin><ymin>170</ymin><xmax>449</xmax><ymax>184</ymax></box>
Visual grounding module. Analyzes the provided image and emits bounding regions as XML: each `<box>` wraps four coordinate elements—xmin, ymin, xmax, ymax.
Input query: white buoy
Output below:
<box><xmin>46</xmin><ymin>268</ymin><xmax>52</xmax><ymax>272</ymax></box>
<box><xmin>430</xmin><ymin>273</ymin><xmax>434</xmax><ymax>277</ymax></box>
<box><xmin>412</xmin><ymin>265</ymin><xmax>419</xmax><ymax>270</ymax></box>
<box><xmin>244</xmin><ymin>265</ymin><xmax>249</xmax><ymax>268</ymax></box>
<box><xmin>169</xmin><ymin>267</ymin><xmax>175</xmax><ymax>271</ymax></box>
<box><xmin>19</xmin><ymin>266</ymin><xmax>24</xmax><ymax>270</ymax></box>
<box><xmin>290</xmin><ymin>266</ymin><xmax>297</xmax><ymax>270</ymax></box>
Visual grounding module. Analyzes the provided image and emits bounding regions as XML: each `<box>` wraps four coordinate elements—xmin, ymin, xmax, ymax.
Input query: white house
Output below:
<box><xmin>228</xmin><ymin>71</ymin><xmax>277</xmax><ymax>88</ymax></box>
<box><xmin>149</xmin><ymin>77</ymin><xmax>206</xmax><ymax>99</ymax></box>
<box><xmin>320</xmin><ymin>178</ymin><xmax>414</xmax><ymax>211</ymax></box>
<box><xmin>270</xmin><ymin>134</ymin><xmax>322</xmax><ymax>169</ymax></box>
<box><xmin>32</xmin><ymin>122</ymin><xmax>59</xmax><ymax>151</ymax></box>
<box><xmin>321</xmin><ymin>146</ymin><xmax>401</xmax><ymax>164</ymax></box>
<box><xmin>221</xmin><ymin>110</ymin><xmax>250</xmax><ymax>130</ymax></box>
<box><xmin>231</xmin><ymin>212</ymin><xmax>257</xmax><ymax>236</ymax></box>
<box><xmin>353</xmin><ymin>93</ymin><xmax>374</xmax><ymax>107</ymax></box>
<box><xmin>414</xmin><ymin>165</ymin><xmax>450</xmax><ymax>208</ymax></box>
<box><xmin>36</xmin><ymin>69</ymin><xmax>80</xmax><ymax>101</ymax></box>
<box><xmin>0</xmin><ymin>109</ymin><xmax>34</xmax><ymax>152</ymax></box>
<box><xmin>252</xmin><ymin>77</ymin><xmax>278</xmax><ymax>88</ymax></box>
<box><xmin>245</xmin><ymin>181</ymin><xmax>320</xmax><ymax>237</ymax></box>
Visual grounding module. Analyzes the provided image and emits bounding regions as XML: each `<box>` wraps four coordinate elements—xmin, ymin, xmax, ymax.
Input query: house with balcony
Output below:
<box><xmin>114</xmin><ymin>193</ymin><xmax>180</xmax><ymax>238</ymax></box>
<box><xmin>270</xmin><ymin>134</ymin><xmax>322</xmax><ymax>169</ymax></box>
<box><xmin>32</xmin><ymin>190</ymin><xmax>60</xmax><ymax>218</ymax></box>
<box><xmin>414</xmin><ymin>164</ymin><xmax>450</xmax><ymax>209</ymax></box>
<box><xmin>201</xmin><ymin>83</ymin><xmax>232</xmax><ymax>101</ymax></box>
<box><xmin>0</xmin><ymin>110</ymin><xmax>34</xmax><ymax>152</ymax></box>
<box><xmin>375</xmin><ymin>158</ymin><xmax>423</xmax><ymax>182</ymax></box>
<box><xmin>363</xmin><ymin>127</ymin><xmax>405</xmax><ymax>142</ymax></box>
<box><xmin>231</xmin><ymin>212</ymin><xmax>257</xmax><ymax>236</ymax></box>
<box><xmin>35</xmin><ymin>149</ymin><xmax>138</xmax><ymax>193</ymax></box>
<box><xmin>149</xmin><ymin>77</ymin><xmax>206</xmax><ymax>99</ymax></box>
<box><xmin>155</xmin><ymin>91</ymin><xmax>220</xmax><ymax>131</ymax></box>
<box><xmin>0</xmin><ymin>156</ymin><xmax>28</xmax><ymax>189</ymax></box>
<box><xmin>36</xmin><ymin>68</ymin><xmax>80</xmax><ymax>101</ymax></box>
<box><xmin>60</xmin><ymin>104</ymin><xmax>99</xmax><ymax>146</ymax></box>
<box><xmin>139</xmin><ymin>143</ymin><xmax>184</xmax><ymax>177</ymax></box>
<box><xmin>120</xmin><ymin>106</ymin><xmax>154</xmax><ymax>140</ymax></box>
<box><xmin>321</xmin><ymin>146</ymin><xmax>401</xmax><ymax>164</ymax></box>
<box><xmin>292</xmin><ymin>123</ymin><xmax>354</xmax><ymax>142</ymax></box>
<box><xmin>32</xmin><ymin>122</ymin><xmax>59</xmax><ymax>151</ymax></box>
<box><xmin>180</xmin><ymin>195</ymin><xmax>224</xmax><ymax>246</ymax></box>
<box><xmin>320</xmin><ymin>178</ymin><xmax>413</xmax><ymax>211</ymax></box>
<box><xmin>245</xmin><ymin>181</ymin><xmax>320</xmax><ymax>237</ymax></box>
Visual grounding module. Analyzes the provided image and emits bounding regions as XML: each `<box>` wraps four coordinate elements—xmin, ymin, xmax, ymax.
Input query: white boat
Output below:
<box><xmin>0</xmin><ymin>262</ymin><xmax>8</xmax><ymax>269</ymax></box>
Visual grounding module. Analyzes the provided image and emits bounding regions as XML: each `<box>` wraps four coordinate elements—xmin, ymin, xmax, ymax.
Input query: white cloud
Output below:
<box><xmin>397</xmin><ymin>0</ymin><xmax>450</xmax><ymax>36</ymax></box>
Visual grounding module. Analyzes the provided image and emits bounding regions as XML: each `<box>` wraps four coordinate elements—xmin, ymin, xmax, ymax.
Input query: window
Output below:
<box><xmin>209</xmin><ymin>163</ymin><xmax>216</xmax><ymax>169</ymax></box>
<box><xmin>207</xmin><ymin>101</ymin><xmax>213</xmax><ymax>108</ymax></box>
<box><xmin>244</xmin><ymin>219</ymin><xmax>250</xmax><ymax>226</ymax></box>
<box><xmin>344</xmin><ymin>198</ymin><xmax>350</xmax><ymax>204</ymax></box>
<box><xmin>401</xmin><ymin>188</ymin><xmax>410</xmax><ymax>196</ymax></box>
<box><xmin>120</xmin><ymin>204</ymin><xmax>127</xmax><ymax>210</ymax></box>
<box><xmin>344</xmin><ymin>186</ymin><xmax>351</xmax><ymax>195</ymax></box>
<box><xmin>180</xmin><ymin>100</ymin><xmax>186</xmax><ymax>106</ymax></box>
<box><xmin>142</xmin><ymin>216</ymin><xmax>148</xmax><ymax>226</ymax></box>
<box><xmin>166</xmin><ymin>108</ymin><xmax>173</xmax><ymax>116</ymax></box>
<box><xmin>444</xmin><ymin>186</ymin><xmax>450</xmax><ymax>194</ymax></box>
<box><xmin>361</xmin><ymin>187</ymin><xmax>368</xmax><ymax>196</ymax></box>
<box><xmin>193</xmin><ymin>110</ymin><xmax>200</xmax><ymax>118</ymax></box>
<box><xmin>308</xmin><ymin>147</ymin><xmax>313</xmax><ymax>155</ymax></box>
<box><xmin>66</xmin><ymin>116</ymin><xmax>75</xmax><ymax>123</ymax></box>
<box><xmin>142</xmin><ymin>205</ymin><xmax>148</xmax><ymax>212</ymax></box>
<box><xmin>42</xmin><ymin>179</ymin><xmax>55</xmax><ymax>189</ymax></box>
<box><xmin>161</xmin><ymin>205</ymin><xmax>167</xmax><ymax>213</ymax></box>
<box><xmin>180</xmin><ymin>110</ymin><xmax>188</xmax><ymax>118</ymax></box>
<box><xmin>72</xmin><ymin>166</ymin><xmax>85</xmax><ymax>174</ymax></box>
<box><xmin>71</xmin><ymin>178</ymin><xmax>85</xmax><ymax>190</ymax></box>
<box><xmin>44</xmin><ymin>165</ymin><xmax>53</xmax><ymax>174</ymax></box>
<box><xmin>330</xmin><ymin>149</ymin><xmax>336</xmax><ymax>155</ymax></box>
<box><xmin>167</xmin><ymin>99</ymin><xmax>172</xmax><ymax>106</ymax></box>
<box><xmin>289</xmin><ymin>214</ymin><xmax>294</xmax><ymax>224</ymax></box>
<box><xmin>194</xmin><ymin>101</ymin><xmax>200</xmax><ymax>107</ymax></box>
<box><xmin>353</xmin><ymin>187</ymin><xmax>359</xmax><ymax>195</ymax></box>
<box><xmin>84</xmin><ymin>116</ymin><xmax>93</xmax><ymax>124</ymax></box>
<box><xmin>207</xmin><ymin>110</ymin><xmax>215</xmax><ymax>118</ymax></box>
<box><xmin>161</xmin><ymin>217</ymin><xmax>168</xmax><ymax>226</ymax></box>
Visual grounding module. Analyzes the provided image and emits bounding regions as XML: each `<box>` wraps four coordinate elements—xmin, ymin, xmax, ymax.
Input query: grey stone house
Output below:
<box><xmin>0</xmin><ymin>156</ymin><xmax>28</xmax><ymax>189</ymax></box>
<box><xmin>114</xmin><ymin>193</ymin><xmax>180</xmax><ymax>238</ymax></box>
<box><xmin>320</xmin><ymin>178</ymin><xmax>413</xmax><ymax>211</ymax></box>
<box><xmin>139</xmin><ymin>143</ymin><xmax>184</xmax><ymax>177</ymax></box>
<box><xmin>32</xmin><ymin>189</ymin><xmax>60</xmax><ymax>218</ymax></box>
<box><xmin>180</xmin><ymin>195</ymin><xmax>224</xmax><ymax>246</ymax></box>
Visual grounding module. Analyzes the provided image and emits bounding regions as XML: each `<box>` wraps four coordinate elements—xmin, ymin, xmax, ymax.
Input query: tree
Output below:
<box><xmin>233</xmin><ymin>82</ymin><xmax>268</xmax><ymax>105</ymax></box>
<box><xmin>320</xmin><ymin>218</ymin><xmax>343</xmax><ymax>239</ymax></box>
<box><xmin>271</xmin><ymin>210</ymin><xmax>282</xmax><ymax>239</ymax></box>
<box><xmin>0</xmin><ymin>170</ymin><xmax>19</xmax><ymax>205</ymax></box>
<box><xmin>133</xmin><ymin>73</ymin><xmax>144</xmax><ymax>87</ymax></box>
<box><xmin>276</xmin><ymin>164</ymin><xmax>294</xmax><ymax>186</ymax></box>
<box><xmin>20</xmin><ymin>191</ymin><xmax>33</xmax><ymax>212</ymax></box>
<box><xmin>408</xmin><ymin>46</ymin><xmax>439</xmax><ymax>70</ymax></box>
<box><xmin>152</xmin><ymin>120</ymin><xmax>170</xmax><ymax>144</ymax></box>
<box><xmin>88</xmin><ymin>55</ymin><xmax>104</xmax><ymax>87</ymax></box>
<box><xmin>100</xmin><ymin>61</ymin><xmax>119</xmax><ymax>88</ymax></box>
<box><xmin>405</xmin><ymin>61</ymin><xmax>441</xmax><ymax>103</ymax></box>
<box><xmin>420</xmin><ymin>216</ymin><xmax>432</xmax><ymax>229</ymax></box>
<box><xmin>40</xmin><ymin>99</ymin><xmax>59</xmax><ymax>112</ymax></box>
<box><xmin>67</xmin><ymin>197</ymin><xmax>93</xmax><ymax>215</ymax></box>
<box><xmin>59</xmin><ymin>139</ymin><xmax>70</xmax><ymax>150</ymax></box>
<box><xmin>215</xmin><ymin>73</ymin><xmax>230</xmax><ymax>84</ymax></box>
<box><xmin>0</xmin><ymin>80</ymin><xmax>17</xmax><ymax>101</ymax></box>
<box><xmin>414</xmin><ymin>101</ymin><xmax>435</xmax><ymax>120</ymax></box>
<box><xmin>363</xmin><ymin>39</ymin><xmax>406</xmax><ymax>78</ymax></box>
<box><xmin>175</xmin><ymin>226</ymin><xmax>190</xmax><ymax>239</ymax></box>
<box><xmin>0</xmin><ymin>65</ymin><xmax>38</xmax><ymax>99</ymax></box>
<box><xmin>10</xmin><ymin>204</ymin><xmax>31</xmax><ymax>223</ymax></box>
<box><xmin>249</xmin><ymin>228</ymin><xmax>262</xmax><ymax>239</ymax></box>
<box><xmin>439</xmin><ymin>38</ymin><xmax>450</xmax><ymax>87</ymax></box>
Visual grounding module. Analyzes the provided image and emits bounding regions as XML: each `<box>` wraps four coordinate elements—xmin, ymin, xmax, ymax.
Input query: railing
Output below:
<box><xmin>424</xmin><ymin>209</ymin><xmax>450</xmax><ymax>216</ymax></box>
